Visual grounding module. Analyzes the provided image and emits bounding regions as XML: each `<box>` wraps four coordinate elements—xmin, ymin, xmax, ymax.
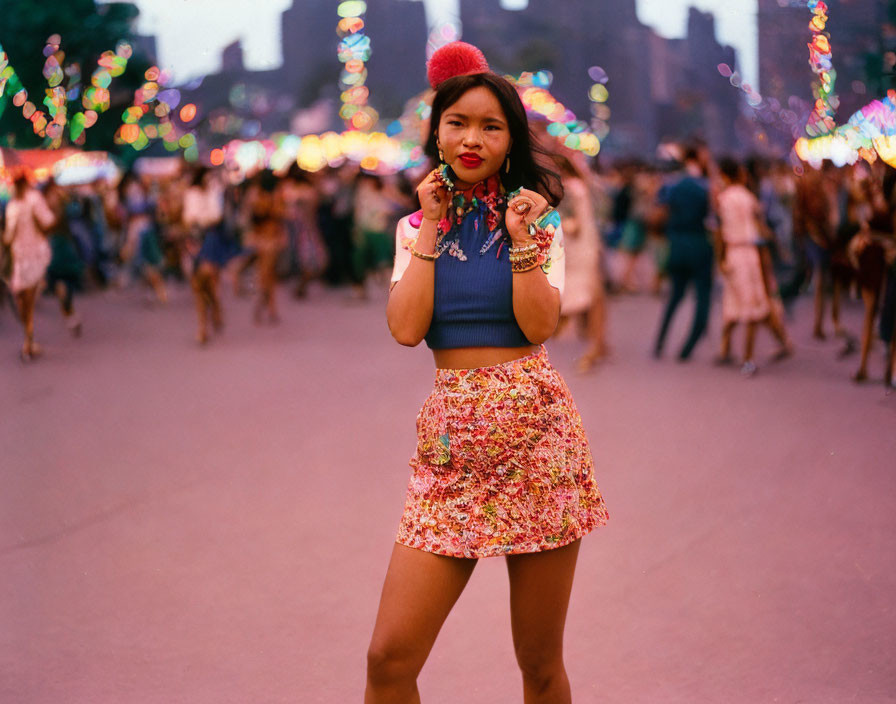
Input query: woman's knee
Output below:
<box><xmin>366</xmin><ymin>636</ymin><xmax>424</xmax><ymax>686</ymax></box>
<box><xmin>514</xmin><ymin>640</ymin><xmax>564</xmax><ymax>685</ymax></box>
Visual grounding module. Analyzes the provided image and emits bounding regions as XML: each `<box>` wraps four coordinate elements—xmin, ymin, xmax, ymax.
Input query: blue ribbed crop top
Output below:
<box><xmin>391</xmin><ymin>206</ymin><xmax>565</xmax><ymax>350</ymax></box>
<box><xmin>427</xmin><ymin>208</ymin><xmax>528</xmax><ymax>349</ymax></box>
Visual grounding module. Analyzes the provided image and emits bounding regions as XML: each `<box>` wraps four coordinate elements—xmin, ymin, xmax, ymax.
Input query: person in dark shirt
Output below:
<box><xmin>653</xmin><ymin>147</ymin><xmax>714</xmax><ymax>360</ymax></box>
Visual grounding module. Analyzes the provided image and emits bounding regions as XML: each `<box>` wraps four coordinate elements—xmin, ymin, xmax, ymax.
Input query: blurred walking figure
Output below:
<box><xmin>282</xmin><ymin>166</ymin><xmax>328</xmax><ymax>299</ymax></box>
<box><xmin>555</xmin><ymin>155</ymin><xmax>607</xmax><ymax>370</ymax></box>
<box><xmin>184</xmin><ymin>167</ymin><xmax>237</xmax><ymax>344</ymax></box>
<box><xmin>617</xmin><ymin>166</ymin><xmax>653</xmax><ymax>293</ymax></box>
<box><xmin>714</xmin><ymin>158</ymin><xmax>793</xmax><ymax>376</ymax></box>
<box><xmin>245</xmin><ymin>170</ymin><xmax>287</xmax><ymax>324</ymax></box>
<box><xmin>793</xmin><ymin>164</ymin><xmax>842</xmax><ymax>339</ymax></box>
<box><xmin>653</xmin><ymin>147</ymin><xmax>714</xmax><ymax>361</ymax></box>
<box><xmin>351</xmin><ymin>173</ymin><xmax>401</xmax><ymax>300</ymax></box>
<box><xmin>118</xmin><ymin>172</ymin><xmax>167</xmax><ymax>304</ymax></box>
<box><xmin>2</xmin><ymin>170</ymin><xmax>54</xmax><ymax>361</ymax></box>
<box><xmin>847</xmin><ymin>161</ymin><xmax>896</xmax><ymax>383</ymax></box>
<box><xmin>43</xmin><ymin>179</ymin><xmax>84</xmax><ymax>338</ymax></box>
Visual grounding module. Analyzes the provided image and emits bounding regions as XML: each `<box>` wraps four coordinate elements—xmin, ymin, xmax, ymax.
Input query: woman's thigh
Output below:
<box><xmin>505</xmin><ymin>540</ymin><xmax>581</xmax><ymax>657</ymax></box>
<box><xmin>368</xmin><ymin>543</ymin><xmax>477</xmax><ymax>664</ymax></box>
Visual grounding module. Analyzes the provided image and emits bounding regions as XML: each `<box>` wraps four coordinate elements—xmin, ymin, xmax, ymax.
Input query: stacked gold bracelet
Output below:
<box><xmin>409</xmin><ymin>239</ymin><xmax>439</xmax><ymax>261</ymax></box>
<box><xmin>509</xmin><ymin>241</ymin><xmax>541</xmax><ymax>273</ymax></box>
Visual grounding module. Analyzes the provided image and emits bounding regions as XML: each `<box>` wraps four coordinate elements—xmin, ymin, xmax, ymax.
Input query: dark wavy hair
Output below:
<box><xmin>424</xmin><ymin>72</ymin><xmax>563</xmax><ymax>207</ymax></box>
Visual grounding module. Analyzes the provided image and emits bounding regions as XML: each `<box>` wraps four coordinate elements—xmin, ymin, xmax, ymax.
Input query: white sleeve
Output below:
<box><xmin>538</xmin><ymin>210</ymin><xmax>565</xmax><ymax>296</ymax></box>
<box><xmin>390</xmin><ymin>213</ymin><xmax>420</xmax><ymax>286</ymax></box>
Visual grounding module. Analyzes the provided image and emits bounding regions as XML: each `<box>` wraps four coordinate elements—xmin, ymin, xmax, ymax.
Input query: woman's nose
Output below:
<box><xmin>462</xmin><ymin>128</ymin><xmax>482</xmax><ymax>146</ymax></box>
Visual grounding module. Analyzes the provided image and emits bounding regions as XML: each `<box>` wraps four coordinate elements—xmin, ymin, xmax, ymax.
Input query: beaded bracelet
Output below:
<box><xmin>511</xmin><ymin>257</ymin><xmax>541</xmax><ymax>273</ymax></box>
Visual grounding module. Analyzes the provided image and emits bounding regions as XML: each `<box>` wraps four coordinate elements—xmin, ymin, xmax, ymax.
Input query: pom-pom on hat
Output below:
<box><xmin>426</xmin><ymin>42</ymin><xmax>490</xmax><ymax>90</ymax></box>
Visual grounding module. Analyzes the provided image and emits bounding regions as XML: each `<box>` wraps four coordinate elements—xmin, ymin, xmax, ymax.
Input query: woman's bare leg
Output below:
<box><xmin>366</xmin><ymin>544</ymin><xmax>477</xmax><ymax>703</ymax></box>
<box><xmin>144</xmin><ymin>266</ymin><xmax>168</xmax><ymax>304</ymax></box>
<box><xmin>854</xmin><ymin>288</ymin><xmax>878</xmax><ymax>382</ymax></box>
<box><xmin>506</xmin><ymin>539</ymin><xmax>581</xmax><ymax>704</ymax></box>
<box><xmin>206</xmin><ymin>266</ymin><xmax>223</xmax><ymax>332</ymax></box>
<box><xmin>744</xmin><ymin>321</ymin><xmax>758</xmax><ymax>364</ymax></box>
<box><xmin>885</xmin><ymin>329</ymin><xmax>896</xmax><ymax>388</ymax></box>
<box><xmin>191</xmin><ymin>269</ymin><xmax>211</xmax><ymax>344</ymax></box>
<box><xmin>717</xmin><ymin>321</ymin><xmax>736</xmax><ymax>362</ymax></box>
<box><xmin>813</xmin><ymin>266</ymin><xmax>826</xmax><ymax>339</ymax></box>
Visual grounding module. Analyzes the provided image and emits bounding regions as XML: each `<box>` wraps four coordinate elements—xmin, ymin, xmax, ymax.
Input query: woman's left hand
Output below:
<box><xmin>506</xmin><ymin>189</ymin><xmax>549</xmax><ymax>246</ymax></box>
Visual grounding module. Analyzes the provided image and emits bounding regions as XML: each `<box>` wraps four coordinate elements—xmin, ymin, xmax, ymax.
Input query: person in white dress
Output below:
<box><xmin>555</xmin><ymin>155</ymin><xmax>607</xmax><ymax>370</ymax></box>
<box><xmin>715</xmin><ymin>158</ymin><xmax>792</xmax><ymax>376</ymax></box>
<box><xmin>3</xmin><ymin>171</ymin><xmax>55</xmax><ymax>361</ymax></box>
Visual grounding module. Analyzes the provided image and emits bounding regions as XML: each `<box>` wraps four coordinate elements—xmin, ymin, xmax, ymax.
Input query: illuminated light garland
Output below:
<box><xmin>587</xmin><ymin>66</ymin><xmax>610</xmax><ymax>141</ymax></box>
<box><xmin>217</xmin><ymin>129</ymin><xmax>424</xmax><ymax>175</ymax></box>
<box><xmin>113</xmin><ymin>65</ymin><xmax>197</xmax><ymax>160</ymax></box>
<box><xmin>508</xmin><ymin>72</ymin><xmax>602</xmax><ymax>157</ymax></box>
<box><xmin>793</xmin><ymin>2</ymin><xmax>896</xmax><ymax>168</ymax></box>
<box><xmin>805</xmin><ymin>0</ymin><xmax>837</xmax><ymax>137</ymax></box>
<box><xmin>336</xmin><ymin>0</ymin><xmax>378</xmax><ymax>132</ymax></box>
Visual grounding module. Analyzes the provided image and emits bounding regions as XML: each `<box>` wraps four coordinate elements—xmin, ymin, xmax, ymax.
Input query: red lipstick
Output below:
<box><xmin>458</xmin><ymin>153</ymin><xmax>483</xmax><ymax>168</ymax></box>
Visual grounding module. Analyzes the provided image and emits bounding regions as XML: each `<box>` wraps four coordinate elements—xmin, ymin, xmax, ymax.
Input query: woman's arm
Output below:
<box><xmin>511</xmin><ymin>263</ymin><xmax>561</xmax><ymax>344</ymax></box>
<box><xmin>506</xmin><ymin>190</ymin><xmax>562</xmax><ymax>344</ymax></box>
<box><xmin>386</xmin><ymin>169</ymin><xmax>449</xmax><ymax>347</ymax></box>
<box><xmin>386</xmin><ymin>216</ymin><xmax>439</xmax><ymax>346</ymax></box>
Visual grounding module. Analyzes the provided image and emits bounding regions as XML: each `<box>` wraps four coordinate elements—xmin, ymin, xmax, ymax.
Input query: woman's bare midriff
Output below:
<box><xmin>433</xmin><ymin>345</ymin><xmax>538</xmax><ymax>370</ymax></box>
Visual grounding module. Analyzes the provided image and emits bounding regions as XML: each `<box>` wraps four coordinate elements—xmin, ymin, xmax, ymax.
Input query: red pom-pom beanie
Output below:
<box><xmin>426</xmin><ymin>42</ymin><xmax>490</xmax><ymax>90</ymax></box>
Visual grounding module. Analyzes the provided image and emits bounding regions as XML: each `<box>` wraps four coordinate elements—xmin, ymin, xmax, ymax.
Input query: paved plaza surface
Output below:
<box><xmin>2</xmin><ymin>281</ymin><xmax>895</xmax><ymax>703</ymax></box>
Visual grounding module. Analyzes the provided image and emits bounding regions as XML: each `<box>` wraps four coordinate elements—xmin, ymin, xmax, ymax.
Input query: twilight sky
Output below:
<box><xmin>126</xmin><ymin>0</ymin><xmax>760</xmax><ymax>89</ymax></box>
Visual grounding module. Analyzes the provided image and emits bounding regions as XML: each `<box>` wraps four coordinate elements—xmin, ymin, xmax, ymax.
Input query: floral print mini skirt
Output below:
<box><xmin>396</xmin><ymin>346</ymin><xmax>609</xmax><ymax>559</ymax></box>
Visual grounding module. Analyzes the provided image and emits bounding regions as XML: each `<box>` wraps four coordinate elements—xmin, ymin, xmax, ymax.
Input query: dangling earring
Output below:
<box><xmin>438</xmin><ymin>147</ymin><xmax>445</xmax><ymax>163</ymax></box>
<box><xmin>505</xmin><ymin>154</ymin><xmax>510</xmax><ymax>173</ymax></box>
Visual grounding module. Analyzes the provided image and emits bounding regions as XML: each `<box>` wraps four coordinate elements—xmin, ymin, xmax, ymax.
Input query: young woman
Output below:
<box><xmin>245</xmin><ymin>170</ymin><xmax>287</xmax><ymax>324</ymax></box>
<box><xmin>3</xmin><ymin>171</ymin><xmax>55</xmax><ymax>361</ymax></box>
<box><xmin>183</xmin><ymin>167</ymin><xmax>237</xmax><ymax>344</ymax></box>
<box><xmin>714</xmin><ymin>157</ymin><xmax>793</xmax><ymax>376</ymax></box>
<box><xmin>366</xmin><ymin>43</ymin><xmax>609</xmax><ymax>703</ymax></box>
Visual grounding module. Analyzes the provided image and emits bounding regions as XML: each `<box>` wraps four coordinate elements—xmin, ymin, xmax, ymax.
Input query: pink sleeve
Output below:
<box><xmin>390</xmin><ymin>212</ymin><xmax>421</xmax><ymax>285</ymax></box>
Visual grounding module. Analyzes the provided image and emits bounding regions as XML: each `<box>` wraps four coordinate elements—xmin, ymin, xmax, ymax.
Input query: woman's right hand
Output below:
<box><xmin>417</xmin><ymin>169</ymin><xmax>450</xmax><ymax>222</ymax></box>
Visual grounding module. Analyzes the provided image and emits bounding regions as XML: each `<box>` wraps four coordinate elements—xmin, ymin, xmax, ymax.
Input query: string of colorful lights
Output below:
<box><xmin>0</xmin><ymin>36</ymin><xmax>132</xmax><ymax>146</ymax></box>
<box><xmin>336</xmin><ymin>0</ymin><xmax>378</xmax><ymax>132</ymax></box>
<box><xmin>794</xmin><ymin>0</ymin><xmax>896</xmax><ymax>168</ymax></box>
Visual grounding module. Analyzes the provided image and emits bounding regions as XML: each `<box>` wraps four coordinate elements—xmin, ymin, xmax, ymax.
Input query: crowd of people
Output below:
<box><xmin>1</xmin><ymin>145</ymin><xmax>895</xmax><ymax>385</ymax></box>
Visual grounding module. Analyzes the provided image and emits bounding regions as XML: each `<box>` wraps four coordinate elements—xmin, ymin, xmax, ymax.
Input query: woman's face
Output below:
<box><xmin>436</xmin><ymin>85</ymin><xmax>511</xmax><ymax>188</ymax></box>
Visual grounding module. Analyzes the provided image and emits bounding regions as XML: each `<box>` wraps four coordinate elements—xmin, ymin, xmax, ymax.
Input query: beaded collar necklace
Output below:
<box><xmin>434</xmin><ymin>172</ymin><xmax>521</xmax><ymax>260</ymax></box>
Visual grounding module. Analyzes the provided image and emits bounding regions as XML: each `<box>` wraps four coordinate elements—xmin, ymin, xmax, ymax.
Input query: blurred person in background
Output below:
<box><xmin>2</xmin><ymin>170</ymin><xmax>54</xmax><ymax>361</ymax></box>
<box><xmin>714</xmin><ymin>157</ymin><xmax>793</xmax><ymax>376</ymax></box>
<box><xmin>43</xmin><ymin>179</ymin><xmax>84</xmax><ymax>338</ymax></box>
<box><xmin>245</xmin><ymin>170</ymin><xmax>287</xmax><ymax>324</ymax></box>
<box><xmin>792</xmin><ymin>163</ymin><xmax>841</xmax><ymax>339</ymax></box>
<box><xmin>319</xmin><ymin>163</ymin><xmax>357</xmax><ymax>288</ymax></box>
<box><xmin>617</xmin><ymin>164</ymin><xmax>653</xmax><ymax>294</ymax></box>
<box><xmin>554</xmin><ymin>155</ymin><xmax>607</xmax><ymax>370</ymax></box>
<box><xmin>281</xmin><ymin>165</ymin><xmax>328</xmax><ymax>299</ymax></box>
<box><xmin>847</xmin><ymin>161</ymin><xmax>896</xmax><ymax>383</ymax></box>
<box><xmin>183</xmin><ymin>167</ymin><xmax>235</xmax><ymax>344</ymax></box>
<box><xmin>652</xmin><ymin>146</ymin><xmax>714</xmax><ymax>361</ymax></box>
<box><xmin>118</xmin><ymin>171</ymin><xmax>167</xmax><ymax>304</ymax></box>
<box><xmin>351</xmin><ymin>172</ymin><xmax>403</xmax><ymax>300</ymax></box>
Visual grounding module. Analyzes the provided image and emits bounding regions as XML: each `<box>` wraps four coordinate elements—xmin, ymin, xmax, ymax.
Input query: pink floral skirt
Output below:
<box><xmin>396</xmin><ymin>347</ymin><xmax>608</xmax><ymax>558</ymax></box>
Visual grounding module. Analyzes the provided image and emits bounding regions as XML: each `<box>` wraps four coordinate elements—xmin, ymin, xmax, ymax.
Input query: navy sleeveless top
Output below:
<box><xmin>391</xmin><ymin>201</ymin><xmax>565</xmax><ymax>350</ymax></box>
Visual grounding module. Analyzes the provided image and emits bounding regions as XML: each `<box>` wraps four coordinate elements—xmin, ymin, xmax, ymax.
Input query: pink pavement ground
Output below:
<box><xmin>1</xmin><ymin>282</ymin><xmax>894</xmax><ymax>703</ymax></box>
